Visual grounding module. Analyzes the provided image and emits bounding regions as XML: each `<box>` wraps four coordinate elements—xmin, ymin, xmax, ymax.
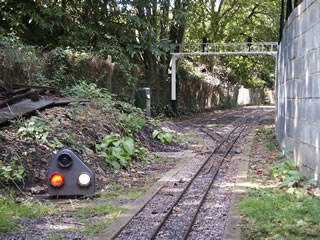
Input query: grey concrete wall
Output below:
<box><xmin>276</xmin><ymin>0</ymin><xmax>320</xmax><ymax>184</ymax></box>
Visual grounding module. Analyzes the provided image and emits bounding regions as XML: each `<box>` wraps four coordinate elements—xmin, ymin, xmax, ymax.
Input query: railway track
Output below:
<box><xmin>116</xmin><ymin>109</ymin><xmax>265</xmax><ymax>240</ymax></box>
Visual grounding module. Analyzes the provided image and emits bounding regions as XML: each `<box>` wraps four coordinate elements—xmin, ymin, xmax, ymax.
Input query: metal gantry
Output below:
<box><xmin>170</xmin><ymin>42</ymin><xmax>278</xmax><ymax>100</ymax></box>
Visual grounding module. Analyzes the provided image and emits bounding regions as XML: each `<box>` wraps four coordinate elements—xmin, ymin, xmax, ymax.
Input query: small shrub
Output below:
<box><xmin>269</xmin><ymin>160</ymin><xmax>304</xmax><ymax>187</ymax></box>
<box><xmin>118</xmin><ymin>113</ymin><xmax>146</xmax><ymax>136</ymax></box>
<box><xmin>17</xmin><ymin>117</ymin><xmax>51</xmax><ymax>144</ymax></box>
<box><xmin>97</xmin><ymin>133</ymin><xmax>148</xmax><ymax>171</ymax></box>
<box><xmin>152</xmin><ymin>128</ymin><xmax>176</xmax><ymax>143</ymax></box>
<box><xmin>0</xmin><ymin>153</ymin><xmax>25</xmax><ymax>184</ymax></box>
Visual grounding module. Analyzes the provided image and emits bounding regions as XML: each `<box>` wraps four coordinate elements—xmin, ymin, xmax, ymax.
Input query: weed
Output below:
<box><xmin>118</xmin><ymin>113</ymin><xmax>146</xmax><ymax>136</ymax></box>
<box><xmin>0</xmin><ymin>153</ymin><xmax>25</xmax><ymax>184</ymax></box>
<box><xmin>102</xmin><ymin>184</ymin><xmax>150</xmax><ymax>201</ymax></box>
<box><xmin>269</xmin><ymin>160</ymin><xmax>304</xmax><ymax>187</ymax></box>
<box><xmin>75</xmin><ymin>202</ymin><xmax>126</xmax><ymax>219</ymax></box>
<box><xmin>50</xmin><ymin>234</ymin><xmax>65</xmax><ymax>240</ymax></box>
<box><xmin>183</xmin><ymin>132</ymin><xmax>197</xmax><ymax>137</ymax></box>
<box><xmin>152</xmin><ymin>128</ymin><xmax>176</xmax><ymax>144</ymax></box>
<box><xmin>48</xmin><ymin>137</ymin><xmax>64</xmax><ymax>152</ymax></box>
<box><xmin>0</xmin><ymin>194</ymin><xmax>56</xmax><ymax>233</ymax></box>
<box><xmin>258</xmin><ymin>126</ymin><xmax>278</xmax><ymax>150</ymax></box>
<box><xmin>83</xmin><ymin>218</ymin><xmax>117</xmax><ymax>236</ymax></box>
<box><xmin>0</xmin><ymin>212</ymin><xmax>15</xmax><ymax>233</ymax></box>
<box><xmin>63</xmin><ymin>82</ymin><xmax>112</xmax><ymax>108</ymax></box>
<box><xmin>17</xmin><ymin>117</ymin><xmax>51</xmax><ymax>144</ymax></box>
<box><xmin>70</xmin><ymin>102</ymin><xmax>85</xmax><ymax>120</ymax></box>
<box><xmin>76</xmin><ymin>203</ymin><xmax>126</xmax><ymax>236</ymax></box>
<box><xmin>65</xmin><ymin>135</ymin><xmax>81</xmax><ymax>153</ymax></box>
<box><xmin>97</xmin><ymin>133</ymin><xmax>148</xmax><ymax>171</ymax></box>
<box><xmin>175</xmin><ymin>134</ymin><xmax>189</xmax><ymax>144</ymax></box>
<box><xmin>239</xmin><ymin>189</ymin><xmax>320</xmax><ymax>239</ymax></box>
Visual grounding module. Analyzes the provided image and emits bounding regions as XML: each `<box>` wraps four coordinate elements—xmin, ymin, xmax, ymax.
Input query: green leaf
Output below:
<box><xmin>152</xmin><ymin>130</ymin><xmax>160</xmax><ymax>139</ymax></box>
<box><xmin>163</xmin><ymin>133</ymin><xmax>174</xmax><ymax>143</ymax></box>
<box><xmin>288</xmin><ymin>170</ymin><xmax>304</xmax><ymax>180</ymax></box>
<box><xmin>98</xmin><ymin>152</ymin><xmax>108</xmax><ymax>158</ymax></box>
<box><xmin>106</xmin><ymin>159</ymin><xmax>121</xmax><ymax>170</ymax></box>
<box><xmin>103</xmin><ymin>134</ymin><xmax>118</xmax><ymax>147</ymax></box>
<box><xmin>123</xmin><ymin>137</ymin><xmax>134</xmax><ymax>155</ymax></box>
<box><xmin>97</xmin><ymin>143</ymin><xmax>107</xmax><ymax>151</ymax></box>
<box><xmin>118</xmin><ymin>157</ymin><xmax>129</xmax><ymax>167</ymax></box>
<box><xmin>111</xmin><ymin>147</ymin><xmax>126</xmax><ymax>159</ymax></box>
<box><xmin>275</xmin><ymin>151</ymin><xmax>284</xmax><ymax>158</ymax></box>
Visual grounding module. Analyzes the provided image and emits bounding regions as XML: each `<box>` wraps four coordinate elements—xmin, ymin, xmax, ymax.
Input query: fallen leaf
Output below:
<box><xmin>30</xmin><ymin>185</ymin><xmax>46</xmax><ymax>194</ymax></box>
<box><xmin>173</xmin><ymin>207</ymin><xmax>181</xmax><ymax>212</ymax></box>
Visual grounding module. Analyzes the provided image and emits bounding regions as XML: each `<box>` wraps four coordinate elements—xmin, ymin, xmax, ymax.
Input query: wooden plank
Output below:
<box><xmin>0</xmin><ymin>97</ymin><xmax>90</xmax><ymax>125</ymax></box>
<box><xmin>0</xmin><ymin>99</ymin><xmax>53</xmax><ymax>124</ymax></box>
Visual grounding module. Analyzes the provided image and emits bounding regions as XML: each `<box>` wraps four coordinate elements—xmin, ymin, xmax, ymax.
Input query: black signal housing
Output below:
<box><xmin>48</xmin><ymin>149</ymin><xmax>95</xmax><ymax>196</ymax></box>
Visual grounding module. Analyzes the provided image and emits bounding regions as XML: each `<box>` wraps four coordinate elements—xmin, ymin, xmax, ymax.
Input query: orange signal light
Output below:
<box><xmin>50</xmin><ymin>173</ymin><xmax>64</xmax><ymax>187</ymax></box>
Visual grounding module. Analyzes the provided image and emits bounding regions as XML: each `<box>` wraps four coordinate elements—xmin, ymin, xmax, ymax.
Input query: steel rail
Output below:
<box><xmin>113</xmin><ymin>111</ymin><xmax>247</xmax><ymax>240</ymax></box>
<box><xmin>183</xmin><ymin>124</ymin><xmax>247</xmax><ymax>240</ymax></box>
<box><xmin>149</xmin><ymin>122</ymin><xmax>245</xmax><ymax>240</ymax></box>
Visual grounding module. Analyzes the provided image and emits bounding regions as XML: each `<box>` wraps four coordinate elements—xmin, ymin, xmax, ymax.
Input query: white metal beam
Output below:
<box><xmin>170</xmin><ymin>42</ymin><xmax>278</xmax><ymax>100</ymax></box>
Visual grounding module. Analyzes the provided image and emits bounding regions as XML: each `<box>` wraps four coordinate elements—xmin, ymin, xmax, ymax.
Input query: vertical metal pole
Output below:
<box><xmin>286</xmin><ymin>0</ymin><xmax>292</xmax><ymax>20</ymax></box>
<box><xmin>280</xmin><ymin>0</ymin><xmax>285</xmax><ymax>42</ymax></box>
<box><xmin>171</xmin><ymin>56</ymin><xmax>177</xmax><ymax>100</ymax></box>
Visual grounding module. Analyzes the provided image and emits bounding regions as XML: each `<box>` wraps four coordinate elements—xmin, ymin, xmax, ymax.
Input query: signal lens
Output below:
<box><xmin>50</xmin><ymin>173</ymin><xmax>64</xmax><ymax>187</ymax></box>
<box><xmin>58</xmin><ymin>154</ymin><xmax>72</xmax><ymax>168</ymax></box>
<box><xmin>78</xmin><ymin>173</ymin><xmax>91</xmax><ymax>187</ymax></box>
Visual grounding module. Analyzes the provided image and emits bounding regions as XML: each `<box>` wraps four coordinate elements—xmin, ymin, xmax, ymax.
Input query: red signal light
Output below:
<box><xmin>50</xmin><ymin>173</ymin><xmax>64</xmax><ymax>187</ymax></box>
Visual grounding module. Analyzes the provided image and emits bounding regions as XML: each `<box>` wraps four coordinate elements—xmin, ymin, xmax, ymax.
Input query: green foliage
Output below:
<box><xmin>70</xmin><ymin>103</ymin><xmax>85</xmax><ymax>120</ymax></box>
<box><xmin>17</xmin><ymin>117</ymin><xmax>51</xmax><ymax>144</ymax></box>
<box><xmin>75</xmin><ymin>202</ymin><xmax>126</xmax><ymax>219</ymax></box>
<box><xmin>76</xmin><ymin>202</ymin><xmax>126</xmax><ymax>236</ymax></box>
<box><xmin>152</xmin><ymin>128</ymin><xmax>176</xmax><ymax>144</ymax></box>
<box><xmin>0</xmin><ymin>153</ymin><xmax>25</xmax><ymax>184</ymax></box>
<box><xmin>0</xmin><ymin>37</ymin><xmax>40</xmax><ymax>87</ymax></box>
<box><xmin>259</xmin><ymin>126</ymin><xmax>278</xmax><ymax>150</ymax></box>
<box><xmin>64</xmin><ymin>82</ymin><xmax>112</xmax><ymax>109</ymax></box>
<box><xmin>103</xmin><ymin>183</ymin><xmax>149</xmax><ymax>201</ymax></box>
<box><xmin>239</xmin><ymin>189</ymin><xmax>320</xmax><ymax>239</ymax></box>
<box><xmin>0</xmin><ymin>211</ymin><xmax>14</xmax><ymax>233</ymax></box>
<box><xmin>0</xmin><ymin>0</ymin><xmax>281</xmax><ymax>113</ymax></box>
<box><xmin>47</xmin><ymin>137</ymin><xmax>64</xmax><ymax>152</ymax></box>
<box><xmin>50</xmin><ymin>235</ymin><xmax>65</xmax><ymax>240</ymax></box>
<box><xmin>64</xmin><ymin>135</ymin><xmax>81</xmax><ymax>153</ymax></box>
<box><xmin>97</xmin><ymin>133</ymin><xmax>148</xmax><ymax>171</ymax></box>
<box><xmin>118</xmin><ymin>113</ymin><xmax>146</xmax><ymax>136</ymax></box>
<box><xmin>269</xmin><ymin>160</ymin><xmax>304</xmax><ymax>187</ymax></box>
<box><xmin>0</xmin><ymin>194</ymin><xmax>56</xmax><ymax>233</ymax></box>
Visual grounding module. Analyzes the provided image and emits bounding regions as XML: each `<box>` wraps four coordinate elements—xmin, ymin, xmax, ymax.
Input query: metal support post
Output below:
<box><xmin>171</xmin><ymin>56</ymin><xmax>178</xmax><ymax>101</ymax></box>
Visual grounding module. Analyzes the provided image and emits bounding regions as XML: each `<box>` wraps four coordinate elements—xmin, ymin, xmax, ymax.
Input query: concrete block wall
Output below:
<box><xmin>276</xmin><ymin>0</ymin><xmax>320</xmax><ymax>184</ymax></box>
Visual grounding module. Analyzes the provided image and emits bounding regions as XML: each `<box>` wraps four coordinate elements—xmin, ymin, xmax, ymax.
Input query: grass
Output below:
<box><xmin>71</xmin><ymin>178</ymin><xmax>153</xmax><ymax>236</ymax></box>
<box><xmin>83</xmin><ymin>211</ymin><xmax>123</xmax><ymax>237</ymax></box>
<box><xmin>239</xmin><ymin>124</ymin><xmax>320</xmax><ymax>239</ymax></box>
<box><xmin>260</xmin><ymin>126</ymin><xmax>279</xmax><ymax>150</ymax></box>
<box><xmin>102</xmin><ymin>182</ymin><xmax>151</xmax><ymax>201</ymax></box>
<box><xmin>75</xmin><ymin>202</ymin><xmax>126</xmax><ymax>218</ymax></box>
<box><xmin>0</xmin><ymin>194</ymin><xmax>56</xmax><ymax>233</ymax></box>
<box><xmin>75</xmin><ymin>202</ymin><xmax>126</xmax><ymax>236</ymax></box>
<box><xmin>50</xmin><ymin>234</ymin><xmax>66</xmax><ymax>240</ymax></box>
<box><xmin>239</xmin><ymin>189</ymin><xmax>320</xmax><ymax>239</ymax></box>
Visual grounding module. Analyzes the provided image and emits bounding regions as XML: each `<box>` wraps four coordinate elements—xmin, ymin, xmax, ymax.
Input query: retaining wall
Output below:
<box><xmin>276</xmin><ymin>0</ymin><xmax>320</xmax><ymax>184</ymax></box>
